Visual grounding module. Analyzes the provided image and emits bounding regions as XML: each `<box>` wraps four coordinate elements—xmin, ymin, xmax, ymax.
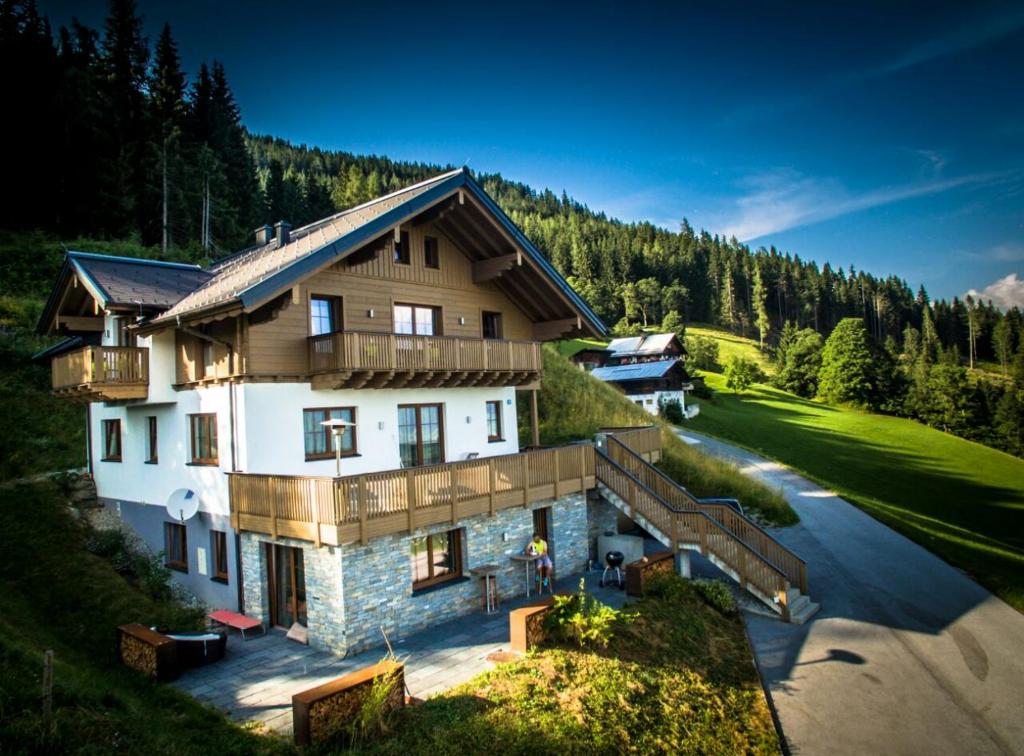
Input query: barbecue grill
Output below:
<box><xmin>599</xmin><ymin>550</ymin><xmax>625</xmax><ymax>589</ymax></box>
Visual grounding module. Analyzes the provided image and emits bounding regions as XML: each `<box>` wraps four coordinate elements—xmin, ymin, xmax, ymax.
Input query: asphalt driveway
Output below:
<box><xmin>677</xmin><ymin>429</ymin><xmax>1024</xmax><ymax>755</ymax></box>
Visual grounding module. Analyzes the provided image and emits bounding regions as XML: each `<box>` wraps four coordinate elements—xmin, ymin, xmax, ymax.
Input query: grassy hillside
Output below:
<box><xmin>690</xmin><ymin>372</ymin><xmax>1024</xmax><ymax>610</ymax></box>
<box><xmin>686</xmin><ymin>325</ymin><xmax>773</xmax><ymax>375</ymax></box>
<box><xmin>527</xmin><ymin>347</ymin><xmax>796</xmax><ymax>525</ymax></box>
<box><xmin>0</xmin><ymin>482</ymin><xmax>288</xmax><ymax>754</ymax></box>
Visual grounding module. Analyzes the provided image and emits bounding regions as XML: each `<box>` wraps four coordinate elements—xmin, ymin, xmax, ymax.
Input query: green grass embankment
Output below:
<box><xmin>690</xmin><ymin>372</ymin><xmax>1024</xmax><ymax>610</ymax></box>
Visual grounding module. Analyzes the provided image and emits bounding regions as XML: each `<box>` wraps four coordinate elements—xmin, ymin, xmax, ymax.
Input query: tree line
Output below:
<box><xmin>1</xmin><ymin>0</ymin><xmax>1021</xmax><ymax>458</ymax></box>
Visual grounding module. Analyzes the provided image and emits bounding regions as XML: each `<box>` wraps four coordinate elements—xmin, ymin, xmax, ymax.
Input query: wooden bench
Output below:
<box><xmin>208</xmin><ymin>609</ymin><xmax>264</xmax><ymax>640</ymax></box>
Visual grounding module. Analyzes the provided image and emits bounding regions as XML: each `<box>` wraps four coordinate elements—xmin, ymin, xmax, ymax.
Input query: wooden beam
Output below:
<box><xmin>472</xmin><ymin>253</ymin><xmax>520</xmax><ymax>283</ymax></box>
<box><xmin>59</xmin><ymin>316</ymin><xmax>104</xmax><ymax>332</ymax></box>
<box><xmin>532</xmin><ymin>318</ymin><xmax>578</xmax><ymax>341</ymax></box>
<box><xmin>530</xmin><ymin>389</ymin><xmax>540</xmax><ymax>448</ymax></box>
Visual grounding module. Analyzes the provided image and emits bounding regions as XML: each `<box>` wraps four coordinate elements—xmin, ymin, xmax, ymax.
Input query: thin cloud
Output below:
<box><xmin>966</xmin><ymin>273</ymin><xmax>1024</xmax><ymax>311</ymax></box>
<box><xmin>718</xmin><ymin>168</ymin><xmax>1010</xmax><ymax>241</ymax></box>
<box><xmin>859</xmin><ymin>7</ymin><xmax>1024</xmax><ymax>80</ymax></box>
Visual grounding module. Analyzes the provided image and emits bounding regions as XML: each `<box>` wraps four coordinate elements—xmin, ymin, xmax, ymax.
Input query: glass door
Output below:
<box><xmin>398</xmin><ymin>404</ymin><xmax>444</xmax><ymax>468</ymax></box>
<box><xmin>269</xmin><ymin>544</ymin><xmax>307</xmax><ymax>628</ymax></box>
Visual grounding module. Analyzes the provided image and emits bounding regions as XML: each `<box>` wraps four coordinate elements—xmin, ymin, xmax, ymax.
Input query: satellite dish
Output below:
<box><xmin>166</xmin><ymin>488</ymin><xmax>200</xmax><ymax>522</ymax></box>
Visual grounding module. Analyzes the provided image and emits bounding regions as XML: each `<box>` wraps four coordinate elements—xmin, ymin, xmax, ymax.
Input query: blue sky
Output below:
<box><xmin>44</xmin><ymin>1</ymin><xmax>1024</xmax><ymax>306</ymax></box>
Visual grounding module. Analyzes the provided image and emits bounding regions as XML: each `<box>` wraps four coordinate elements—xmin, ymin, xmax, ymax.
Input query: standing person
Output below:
<box><xmin>526</xmin><ymin>533</ymin><xmax>553</xmax><ymax>593</ymax></box>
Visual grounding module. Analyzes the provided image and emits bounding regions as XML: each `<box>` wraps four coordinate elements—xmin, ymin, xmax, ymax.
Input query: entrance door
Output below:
<box><xmin>268</xmin><ymin>544</ymin><xmax>307</xmax><ymax>629</ymax></box>
<box><xmin>532</xmin><ymin>507</ymin><xmax>550</xmax><ymax>543</ymax></box>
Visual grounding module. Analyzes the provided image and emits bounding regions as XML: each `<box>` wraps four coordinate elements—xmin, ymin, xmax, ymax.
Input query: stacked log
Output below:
<box><xmin>293</xmin><ymin>660</ymin><xmax>405</xmax><ymax>746</ymax></box>
<box><xmin>625</xmin><ymin>550</ymin><xmax>675</xmax><ymax>597</ymax></box>
<box><xmin>117</xmin><ymin>624</ymin><xmax>179</xmax><ymax>681</ymax></box>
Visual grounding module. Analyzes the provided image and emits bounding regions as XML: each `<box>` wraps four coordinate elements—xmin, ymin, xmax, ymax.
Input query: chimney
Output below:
<box><xmin>274</xmin><ymin>220</ymin><xmax>291</xmax><ymax>246</ymax></box>
<box><xmin>254</xmin><ymin>224</ymin><xmax>273</xmax><ymax>245</ymax></box>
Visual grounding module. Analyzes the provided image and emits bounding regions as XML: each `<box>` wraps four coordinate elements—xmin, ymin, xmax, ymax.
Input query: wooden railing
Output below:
<box><xmin>606</xmin><ymin>436</ymin><xmax>808</xmax><ymax>593</ymax></box>
<box><xmin>599</xmin><ymin>425</ymin><xmax>662</xmax><ymax>461</ymax></box>
<box><xmin>308</xmin><ymin>331</ymin><xmax>543</xmax><ymax>375</ymax></box>
<box><xmin>51</xmin><ymin>346</ymin><xmax>149</xmax><ymax>390</ymax></box>
<box><xmin>228</xmin><ymin>444</ymin><xmax>596</xmax><ymax>547</ymax></box>
<box><xmin>594</xmin><ymin>451</ymin><xmax>791</xmax><ymax>614</ymax></box>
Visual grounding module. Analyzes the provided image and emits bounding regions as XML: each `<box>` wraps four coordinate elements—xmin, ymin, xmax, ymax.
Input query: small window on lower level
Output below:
<box><xmin>165</xmin><ymin>522</ymin><xmax>187</xmax><ymax>572</ymax></box>
<box><xmin>411</xmin><ymin>529</ymin><xmax>462</xmax><ymax>590</ymax></box>
<box><xmin>211</xmin><ymin>530</ymin><xmax>228</xmax><ymax>583</ymax></box>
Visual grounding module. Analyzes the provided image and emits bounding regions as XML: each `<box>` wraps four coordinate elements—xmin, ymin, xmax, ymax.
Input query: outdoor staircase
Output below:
<box><xmin>595</xmin><ymin>432</ymin><xmax>819</xmax><ymax>624</ymax></box>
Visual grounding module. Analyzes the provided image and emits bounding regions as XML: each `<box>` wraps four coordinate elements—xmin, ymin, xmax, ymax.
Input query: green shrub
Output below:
<box><xmin>544</xmin><ymin>578</ymin><xmax>628</xmax><ymax>648</ymax></box>
<box><xmin>692</xmin><ymin>579</ymin><xmax>737</xmax><ymax>615</ymax></box>
<box><xmin>724</xmin><ymin>356</ymin><xmax>762</xmax><ymax>393</ymax></box>
<box><xmin>659</xmin><ymin>397</ymin><xmax>685</xmax><ymax>424</ymax></box>
<box><xmin>86</xmin><ymin>527</ymin><xmax>175</xmax><ymax>603</ymax></box>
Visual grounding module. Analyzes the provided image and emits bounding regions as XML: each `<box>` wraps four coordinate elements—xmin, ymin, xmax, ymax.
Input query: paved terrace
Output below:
<box><xmin>172</xmin><ymin>570</ymin><xmax>632</xmax><ymax>736</ymax></box>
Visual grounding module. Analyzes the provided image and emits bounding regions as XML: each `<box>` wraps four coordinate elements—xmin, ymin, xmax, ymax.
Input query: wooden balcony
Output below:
<box><xmin>228</xmin><ymin>444</ymin><xmax>595</xmax><ymax>546</ymax></box>
<box><xmin>308</xmin><ymin>331</ymin><xmax>542</xmax><ymax>390</ymax></box>
<box><xmin>51</xmin><ymin>346</ymin><xmax>149</xmax><ymax>401</ymax></box>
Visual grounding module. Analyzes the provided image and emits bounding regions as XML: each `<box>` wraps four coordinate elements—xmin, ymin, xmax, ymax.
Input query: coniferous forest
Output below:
<box><xmin>1</xmin><ymin>0</ymin><xmax>1022</xmax><ymax>458</ymax></box>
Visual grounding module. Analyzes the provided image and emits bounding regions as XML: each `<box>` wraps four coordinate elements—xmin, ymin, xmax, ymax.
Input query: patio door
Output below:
<box><xmin>268</xmin><ymin>544</ymin><xmax>307</xmax><ymax>629</ymax></box>
<box><xmin>398</xmin><ymin>404</ymin><xmax>445</xmax><ymax>468</ymax></box>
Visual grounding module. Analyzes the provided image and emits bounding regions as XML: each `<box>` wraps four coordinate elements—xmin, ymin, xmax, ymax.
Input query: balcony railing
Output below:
<box><xmin>228</xmin><ymin>444</ymin><xmax>595</xmax><ymax>546</ymax></box>
<box><xmin>51</xmin><ymin>346</ymin><xmax>149</xmax><ymax>401</ymax></box>
<box><xmin>308</xmin><ymin>331</ymin><xmax>542</xmax><ymax>389</ymax></box>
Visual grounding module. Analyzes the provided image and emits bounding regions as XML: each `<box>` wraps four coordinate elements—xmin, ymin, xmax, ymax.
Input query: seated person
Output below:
<box><xmin>525</xmin><ymin>533</ymin><xmax>553</xmax><ymax>592</ymax></box>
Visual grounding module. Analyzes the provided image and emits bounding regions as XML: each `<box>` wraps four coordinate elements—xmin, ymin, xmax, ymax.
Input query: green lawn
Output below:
<box><xmin>689</xmin><ymin>372</ymin><xmax>1024</xmax><ymax>611</ymax></box>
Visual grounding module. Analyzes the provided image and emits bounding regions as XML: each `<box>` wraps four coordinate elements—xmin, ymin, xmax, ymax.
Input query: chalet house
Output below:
<box><xmin>40</xmin><ymin>170</ymin><xmax>816</xmax><ymax>652</ymax></box>
<box><xmin>588</xmin><ymin>333</ymin><xmax>695</xmax><ymax>417</ymax></box>
<box><xmin>38</xmin><ymin>168</ymin><xmax>620</xmax><ymax>653</ymax></box>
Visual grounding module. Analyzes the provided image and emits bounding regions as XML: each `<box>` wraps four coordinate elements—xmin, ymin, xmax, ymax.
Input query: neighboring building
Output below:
<box><xmin>587</xmin><ymin>333</ymin><xmax>695</xmax><ymax>417</ymax></box>
<box><xmin>38</xmin><ymin>168</ymin><xmax>615</xmax><ymax>653</ymax></box>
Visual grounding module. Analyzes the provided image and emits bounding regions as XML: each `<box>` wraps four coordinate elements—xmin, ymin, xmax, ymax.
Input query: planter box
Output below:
<box><xmin>292</xmin><ymin>660</ymin><xmax>405</xmax><ymax>747</ymax></box>
<box><xmin>625</xmin><ymin>550</ymin><xmax>675</xmax><ymax>597</ymax></box>
<box><xmin>509</xmin><ymin>595</ymin><xmax>558</xmax><ymax>653</ymax></box>
<box><xmin>117</xmin><ymin>623</ymin><xmax>179</xmax><ymax>681</ymax></box>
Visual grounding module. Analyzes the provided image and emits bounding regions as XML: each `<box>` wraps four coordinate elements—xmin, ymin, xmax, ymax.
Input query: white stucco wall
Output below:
<box><xmin>90</xmin><ymin>384</ymin><xmax>233</xmax><ymax>516</ymax></box>
<box><xmin>237</xmin><ymin>383</ymin><xmax>520</xmax><ymax>476</ymax></box>
<box><xmin>625</xmin><ymin>389</ymin><xmax>687</xmax><ymax>417</ymax></box>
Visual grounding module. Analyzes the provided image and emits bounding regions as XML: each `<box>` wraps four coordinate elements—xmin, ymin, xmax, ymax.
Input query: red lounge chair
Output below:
<box><xmin>208</xmin><ymin>609</ymin><xmax>264</xmax><ymax>640</ymax></box>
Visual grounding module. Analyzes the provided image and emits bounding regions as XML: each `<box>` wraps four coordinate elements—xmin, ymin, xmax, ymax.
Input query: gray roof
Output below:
<box><xmin>607</xmin><ymin>332</ymin><xmax>680</xmax><ymax>357</ymax></box>
<box><xmin>68</xmin><ymin>251</ymin><xmax>210</xmax><ymax>309</ymax></box>
<box><xmin>153</xmin><ymin>169</ymin><xmax>465</xmax><ymax>323</ymax></box>
<box><xmin>591</xmin><ymin>358</ymin><xmax>682</xmax><ymax>382</ymax></box>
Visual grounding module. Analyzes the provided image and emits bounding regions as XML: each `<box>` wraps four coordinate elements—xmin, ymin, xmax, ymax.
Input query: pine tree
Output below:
<box><xmin>149</xmin><ymin>22</ymin><xmax>186</xmax><ymax>250</ymax></box>
<box><xmin>753</xmin><ymin>257</ymin><xmax>770</xmax><ymax>350</ymax></box>
<box><xmin>993</xmin><ymin>318</ymin><xmax>1013</xmax><ymax>375</ymax></box>
<box><xmin>818</xmin><ymin>318</ymin><xmax>876</xmax><ymax>406</ymax></box>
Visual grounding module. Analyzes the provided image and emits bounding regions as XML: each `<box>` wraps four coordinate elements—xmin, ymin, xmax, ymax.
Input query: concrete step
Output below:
<box><xmin>789</xmin><ymin>597</ymin><xmax>820</xmax><ymax>625</ymax></box>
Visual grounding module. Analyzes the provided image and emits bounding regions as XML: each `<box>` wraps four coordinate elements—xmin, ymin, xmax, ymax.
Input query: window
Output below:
<box><xmin>393</xmin><ymin>304</ymin><xmax>440</xmax><ymax>336</ymax></box>
<box><xmin>482</xmin><ymin>311</ymin><xmax>503</xmax><ymax>339</ymax></box>
<box><xmin>145</xmin><ymin>416</ymin><xmax>158</xmax><ymax>463</ymax></box>
<box><xmin>393</xmin><ymin>230</ymin><xmax>410</xmax><ymax>265</ymax></box>
<box><xmin>189</xmin><ymin>413</ymin><xmax>218</xmax><ymax>465</ymax></box>
<box><xmin>424</xmin><ymin>235</ymin><xmax>440</xmax><ymax>269</ymax></box>
<box><xmin>398</xmin><ymin>404</ymin><xmax>444</xmax><ymax>468</ymax></box>
<box><xmin>201</xmin><ymin>341</ymin><xmax>215</xmax><ymax>378</ymax></box>
<box><xmin>303</xmin><ymin>407</ymin><xmax>357</xmax><ymax>460</ymax></box>
<box><xmin>102</xmin><ymin>419</ymin><xmax>122</xmax><ymax>462</ymax></box>
<box><xmin>165</xmin><ymin>522</ymin><xmax>187</xmax><ymax>572</ymax></box>
<box><xmin>211</xmin><ymin>530</ymin><xmax>229</xmax><ymax>583</ymax></box>
<box><xmin>411</xmin><ymin>529</ymin><xmax>462</xmax><ymax>590</ymax></box>
<box><xmin>486</xmin><ymin>400</ymin><xmax>503</xmax><ymax>442</ymax></box>
<box><xmin>310</xmin><ymin>295</ymin><xmax>341</xmax><ymax>336</ymax></box>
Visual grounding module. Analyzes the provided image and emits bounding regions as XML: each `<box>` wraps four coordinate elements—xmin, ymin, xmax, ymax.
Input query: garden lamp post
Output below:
<box><xmin>320</xmin><ymin>418</ymin><xmax>356</xmax><ymax>476</ymax></box>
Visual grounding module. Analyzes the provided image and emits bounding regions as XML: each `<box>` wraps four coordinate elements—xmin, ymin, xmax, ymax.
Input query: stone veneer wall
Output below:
<box><xmin>587</xmin><ymin>493</ymin><xmax>621</xmax><ymax>562</ymax></box>
<box><xmin>241</xmin><ymin>492</ymin><xmax>592</xmax><ymax>656</ymax></box>
<box><xmin>240</xmin><ymin>534</ymin><xmax>345</xmax><ymax>654</ymax></box>
<box><xmin>341</xmin><ymin>492</ymin><xmax>588</xmax><ymax>654</ymax></box>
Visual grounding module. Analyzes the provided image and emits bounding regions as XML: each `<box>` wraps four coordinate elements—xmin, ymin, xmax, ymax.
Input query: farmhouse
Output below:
<box><xmin>38</xmin><ymin>168</ymin><xmax>814</xmax><ymax>654</ymax></box>
<box><xmin>587</xmin><ymin>333</ymin><xmax>696</xmax><ymax>417</ymax></box>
